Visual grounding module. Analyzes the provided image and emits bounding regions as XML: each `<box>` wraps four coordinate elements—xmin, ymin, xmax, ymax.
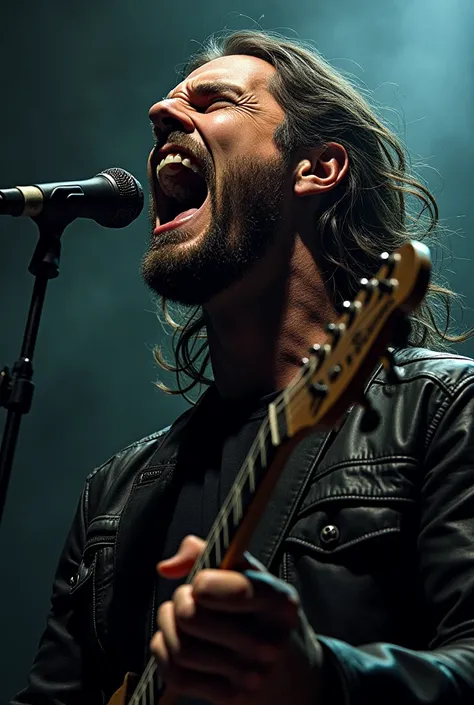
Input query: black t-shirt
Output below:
<box><xmin>154</xmin><ymin>389</ymin><xmax>281</xmax><ymax>605</ymax></box>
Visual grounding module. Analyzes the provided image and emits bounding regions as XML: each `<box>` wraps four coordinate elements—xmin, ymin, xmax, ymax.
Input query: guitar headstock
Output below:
<box><xmin>283</xmin><ymin>240</ymin><xmax>431</xmax><ymax>436</ymax></box>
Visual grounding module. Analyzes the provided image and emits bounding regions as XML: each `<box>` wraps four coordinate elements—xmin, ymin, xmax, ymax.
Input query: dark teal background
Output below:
<box><xmin>1</xmin><ymin>1</ymin><xmax>473</xmax><ymax>700</ymax></box>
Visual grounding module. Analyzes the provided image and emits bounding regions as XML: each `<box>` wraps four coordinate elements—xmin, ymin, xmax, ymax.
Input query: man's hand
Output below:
<box><xmin>150</xmin><ymin>535</ymin><xmax>323</xmax><ymax>705</ymax></box>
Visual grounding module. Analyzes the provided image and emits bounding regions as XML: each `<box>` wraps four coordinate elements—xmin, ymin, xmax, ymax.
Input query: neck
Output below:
<box><xmin>204</xmin><ymin>233</ymin><xmax>337</xmax><ymax>400</ymax></box>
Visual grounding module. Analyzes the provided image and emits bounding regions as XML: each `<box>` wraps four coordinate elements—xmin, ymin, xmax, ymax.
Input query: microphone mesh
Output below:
<box><xmin>99</xmin><ymin>167</ymin><xmax>144</xmax><ymax>228</ymax></box>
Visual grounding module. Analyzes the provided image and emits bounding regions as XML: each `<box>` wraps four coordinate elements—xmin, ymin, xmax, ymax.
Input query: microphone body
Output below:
<box><xmin>0</xmin><ymin>168</ymin><xmax>144</xmax><ymax>228</ymax></box>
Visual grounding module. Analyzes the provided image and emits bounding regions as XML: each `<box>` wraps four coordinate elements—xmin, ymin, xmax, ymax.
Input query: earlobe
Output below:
<box><xmin>294</xmin><ymin>143</ymin><xmax>348</xmax><ymax>197</ymax></box>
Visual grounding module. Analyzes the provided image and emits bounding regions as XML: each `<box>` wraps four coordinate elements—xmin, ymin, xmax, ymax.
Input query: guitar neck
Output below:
<box><xmin>187</xmin><ymin>394</ymin><xmax>291</xmax><ymax>578</ymax></box>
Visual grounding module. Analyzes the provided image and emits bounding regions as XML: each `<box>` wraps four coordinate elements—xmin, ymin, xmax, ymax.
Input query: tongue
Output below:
<box><xmin>174</xmin><ymin>208</ymin><xmax>198</xmax><ymax>222</ymax></box>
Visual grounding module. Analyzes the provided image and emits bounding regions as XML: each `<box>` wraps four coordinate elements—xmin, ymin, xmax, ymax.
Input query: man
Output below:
<box><xmin>11</xmin><ymin>29</ymin><xmax>474</xmax><ymax>705</ymax></box>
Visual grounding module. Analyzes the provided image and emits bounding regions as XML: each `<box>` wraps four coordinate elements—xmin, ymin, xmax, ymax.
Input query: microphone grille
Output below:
<box><xmin>99</xmin><ymin>167</ymin><xmax>144</xmax><ymax>228</ymax></box>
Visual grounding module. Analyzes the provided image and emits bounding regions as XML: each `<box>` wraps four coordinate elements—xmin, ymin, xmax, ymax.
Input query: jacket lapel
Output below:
<box><xmin>109</xmin><ymin>387</ymin><xmax>218</xmax><ymax>674</ymax></box>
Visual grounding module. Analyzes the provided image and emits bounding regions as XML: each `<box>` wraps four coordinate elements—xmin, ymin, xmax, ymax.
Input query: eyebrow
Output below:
<box><xmin>167</xmin><ymin>81</ymin><xmax>243</xmax><ymax>100</ymax></box>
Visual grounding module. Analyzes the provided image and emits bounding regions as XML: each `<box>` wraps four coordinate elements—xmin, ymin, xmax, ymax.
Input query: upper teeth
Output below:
<box><xmin>156</xmin><ymin>152</ymin><xmax>202</xmax><ymax>178</ymax></box>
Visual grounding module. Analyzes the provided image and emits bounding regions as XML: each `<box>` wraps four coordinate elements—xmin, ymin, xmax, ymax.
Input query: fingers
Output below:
<box><xmin>192</xmin><ymin>568</ymin><xmax>300</xmax><ymax>617</ymax></box>
<box><xmin>154</xmin><ymin>609</ymin><xmax>267</xmax><ymax>686</ymax></box>
<box><xmin>151</xmin><ymin>630</ymin><xmax>258</xmax><ymax>705</ymax></box>
<box><xmin>152</xmin><ymin>592</ymin><xmax>280</xmax><ymax>704</ymax></box>
<box><xmin>157</xmin><ymin>585</ymin><xmax>291</xmax><ymax>658</ymax></box>
<box><xmin>158</xmin><ymin>535</ymin><xmax>207</xmax><ymax>579</ymax></box>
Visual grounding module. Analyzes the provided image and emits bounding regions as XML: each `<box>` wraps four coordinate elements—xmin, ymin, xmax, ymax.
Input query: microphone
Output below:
<box><xmin>0</xmin><ymin>167</ymin><xmax>144</xmax><ymax>228</ymax></box>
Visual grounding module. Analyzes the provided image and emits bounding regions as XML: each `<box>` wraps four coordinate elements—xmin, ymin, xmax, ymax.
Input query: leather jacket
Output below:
<box><xmin>10</xmin><ymin>347</ymin><xmax>474</xmax><ymax>705</ymax></box>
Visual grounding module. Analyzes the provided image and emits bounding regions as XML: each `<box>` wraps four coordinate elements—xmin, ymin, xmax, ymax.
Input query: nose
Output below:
<box><xmin>149</xmin><ymin>98</ymin><xmax>195</xmax><ymax>141</ymax></box>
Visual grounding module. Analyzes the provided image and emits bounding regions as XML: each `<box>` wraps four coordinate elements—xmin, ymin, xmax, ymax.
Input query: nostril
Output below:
<box><xmin>162</xmin><ymin>116</ymin><xmax>182</xmax><ymax>129</ymax></box>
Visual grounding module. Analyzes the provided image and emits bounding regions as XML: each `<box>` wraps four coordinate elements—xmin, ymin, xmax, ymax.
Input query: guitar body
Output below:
<box><xmin>108</xmin><ymin>673</ymin><xmax>138</xmax><ymax>705</ymax></box>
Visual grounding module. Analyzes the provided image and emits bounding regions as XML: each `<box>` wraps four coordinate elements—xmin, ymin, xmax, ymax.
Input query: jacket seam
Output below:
<box><xmin>425</xmin><ymin>375</ymin><xmax>474</xmax><ymax>449</ymax></box>
<box><xmin>394</xmin><ymin>352</ymin><xmax>472</xmax><ymax>365</ymax></box>
<box><xmin>298</xmin><ymin>494</ymin><xmax>414</xmax><ymax>516</ymax></box>
<box><xmin>89</xmin><ymin>515</ymin><xmax>121</xmax><ymax>523</ymax></box>
<box><xmin>372</xmin><ymin>370</ymin><xmax>474</xmax><ymax>400</ymax></box>
<box><xmin>318</xmin><ymin>455</ymin><xmax>418</xmax><ymax>475</ymax></box>
<box><xmin>83</xmin><ymin>427</ymin><xmax>171</xmax><ymax>526</ymax></box>
<box><xmin>92</xmin><ymin>562</ymin><xmax>106</xmax><ymax>656</ymax></box>
<box><xmin>285</xmin><ymin>527</ymin><xmax>400</xmax><ymax>554</ymax></box>
<box><xmin>84</xmin><ymin>537</ymin><xmax>116</xmax><ymax>548</ymax></box>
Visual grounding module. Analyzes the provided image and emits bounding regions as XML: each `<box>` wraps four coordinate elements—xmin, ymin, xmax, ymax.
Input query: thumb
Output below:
<box><xmin>157</xmin><ymin>534</ymin><xmax>207</xmax><ymax>579</ymax></box>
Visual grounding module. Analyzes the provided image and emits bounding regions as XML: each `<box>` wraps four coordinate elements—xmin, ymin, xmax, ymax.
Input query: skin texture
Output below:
<box><xmin>146</xmin><ymin>55</ymin><xmax>349</xmax><ymax>704</ymax></box>
<box><xmin>145</xmin><ymin>54</ymin><xmax>349</xmax><ymax>399</ymax></box>
<box><xmin>151</xmin><ymin>536</ymin><xmax>323</xmax><ymax>705</ymax></box>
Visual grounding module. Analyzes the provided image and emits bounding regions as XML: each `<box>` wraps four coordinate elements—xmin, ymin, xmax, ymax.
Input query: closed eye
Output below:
<box><xmin>205</xmin><ymin>97</ymin><xmax>235</xmax><ymax>110</ymax></box>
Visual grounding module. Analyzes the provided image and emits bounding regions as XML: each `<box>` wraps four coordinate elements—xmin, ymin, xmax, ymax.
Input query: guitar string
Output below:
<box><xmin>129</xmin><ymin>293</ymin><xmax>393</xmax><ymax>703</ymax></box>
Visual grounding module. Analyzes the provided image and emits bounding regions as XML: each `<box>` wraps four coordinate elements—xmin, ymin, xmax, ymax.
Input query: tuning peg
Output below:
<box><xmin>324</xmin><ymin>322</ymin><xmax>345</xmax><ymax>344</ymax></box>
<box><xmin>302</xmin><ymin>342</ymin><xmax>331</xmax><ymax>368</ymax></box>
<box><xmin>382</xmin><ymin>349</ymin><xmax>401</xmax><ymax>385</ymax></box>
<box><xmin>310</xmin><ymin>382</ymin><xmax>328</xmax><ymax>400</ymax></box>
<box><xmin>307</xmin><ymin>342</ymin><xmax>331</xmax><ymax>362</ymax></box>
<box><xmin>308</xmin><ymin>343</ymin><xmax>321</xmax><ymax>356</ymax></box>
<box><xmin>359</xmin><ymin>396</ymin><xmax>380</xmax><ymax>433</ymax></box>
<box><xmin>359</xmin><ymin>277</ymin><xmax>378</xmax><ymax>298</ymax></box>
<box><xmin>379</xmin><ymin>251</ymin><xmax>401</xmax><ymax>276</ymax></box>
<box><xmin>378</xmin><ymin>278</ymin><xmax>398</xmax><ymax>294</ymax></box>
<box><xmin>328</xmin><ymin>364</ymin><xmax>342</xmax><ymax>381</ymax></box>
<box><xmin>341</xmin><ymin>300</ymin><xmax>360</xmax><ymax>325</ymax></box>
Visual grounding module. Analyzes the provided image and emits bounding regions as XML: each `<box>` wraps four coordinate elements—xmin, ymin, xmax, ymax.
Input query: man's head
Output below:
<box><xmin>143</xmin><ymin>30</ymin><xmax>442</xmax><ymax>398</ymax></box>
<box><xmin>142</xmin><ymin>51</ymin><xmax>348</xmax><ymax>306</ymax></box>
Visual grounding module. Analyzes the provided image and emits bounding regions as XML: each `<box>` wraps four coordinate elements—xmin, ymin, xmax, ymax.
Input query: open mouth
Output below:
<box><xmin>153</xmin><ymin>149</ymin><xmax>209</xmax><ymax>234</ymax></box>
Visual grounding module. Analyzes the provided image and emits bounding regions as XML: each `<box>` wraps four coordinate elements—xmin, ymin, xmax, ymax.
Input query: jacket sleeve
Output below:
<box><xmin>9</xmin><ymin>477</ymin><xmax>105</xmax><ymax>705</ymax></box>
<box><xmin>313</xmin><ymin>374</ymin><xmax>474</xmax><ymax>705</ymax></box>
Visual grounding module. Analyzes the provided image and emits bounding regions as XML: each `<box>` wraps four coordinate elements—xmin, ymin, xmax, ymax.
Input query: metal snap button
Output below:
<box><xmin>69</xmin><ymin>573</ymin><xmax>78</xmax><ymax>587</ymax></box>
<box><xmin>320</xmin><ymin>524</ymin><xmax>340</xmax><ymax>546</ymax></box>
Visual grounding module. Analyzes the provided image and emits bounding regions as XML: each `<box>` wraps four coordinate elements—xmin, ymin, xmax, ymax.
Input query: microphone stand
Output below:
<box><xmin>0</xmin><ymin>207</ymin><xmax>74</xmax><ymax>526</ymax></box>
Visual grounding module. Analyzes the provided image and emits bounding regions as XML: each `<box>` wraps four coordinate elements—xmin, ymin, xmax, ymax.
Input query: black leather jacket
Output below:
<box><xmin>10</xmin><ymin>348</ymin><xmax>474</xmax><ymax>705</ymax></box>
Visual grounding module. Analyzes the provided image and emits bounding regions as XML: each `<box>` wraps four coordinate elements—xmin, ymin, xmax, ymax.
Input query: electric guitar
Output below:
<box><xmin>108</xmin><ymin>240</ymin><xmax>432</xmax><ymax>705</ymax></box>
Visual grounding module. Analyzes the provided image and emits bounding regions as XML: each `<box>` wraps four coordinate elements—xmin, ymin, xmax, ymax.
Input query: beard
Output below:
<box><xmin>141</xmin><ymin>144</ymin><xmax>287</xmax><ymax>306</ymax></box>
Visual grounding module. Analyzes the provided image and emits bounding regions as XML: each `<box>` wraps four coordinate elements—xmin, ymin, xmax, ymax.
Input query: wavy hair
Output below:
<box><xmin>154</xmin><ymin>30</ymin><xmax>472</xmax><ymax>402</ymax></box>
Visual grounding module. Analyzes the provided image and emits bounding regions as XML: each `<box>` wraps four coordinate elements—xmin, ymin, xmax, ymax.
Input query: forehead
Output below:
<box><xmin>175</xmin><ymin>54</ymin><xmax>276</xmax><ymax>94</ymax></box>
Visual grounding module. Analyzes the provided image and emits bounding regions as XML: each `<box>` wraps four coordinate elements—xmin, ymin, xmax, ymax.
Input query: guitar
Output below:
<box><xmin>108</xmin><ymin>240</ymin><xmax>432</xmax><ymax>705</ymax></box>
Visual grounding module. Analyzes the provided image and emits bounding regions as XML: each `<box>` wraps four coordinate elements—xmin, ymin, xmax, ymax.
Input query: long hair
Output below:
<box><xmin>154</xmin><ymin>30</ymin><xmax>472</xmax><ymax>402</ymax></box>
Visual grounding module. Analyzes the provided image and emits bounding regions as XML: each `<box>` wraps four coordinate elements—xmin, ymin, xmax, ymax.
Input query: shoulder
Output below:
<box><xmin>81</xmin><ymin>426</ymin><xmax>172</xmax><ymax>521</ymax></box>
<box><xmin>376</xmin><ymin>347</ymin><xmax>474</xmax><ymax>397</ymax></box>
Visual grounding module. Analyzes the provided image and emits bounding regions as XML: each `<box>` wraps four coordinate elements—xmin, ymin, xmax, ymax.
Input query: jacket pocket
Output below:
<box><xmin>281</xmin><ymin>461</ymin><xmax>419</xmax><ymax>644</ymax></box>
<box><xmin>285</xmin><ymin>503</ymin><xmax>406</xmax><ymax>567</ymax></box>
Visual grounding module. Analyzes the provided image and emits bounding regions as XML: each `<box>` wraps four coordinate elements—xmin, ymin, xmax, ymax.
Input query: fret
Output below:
<box><xmin>259</xmin><ymin>427</ymin><xmax>267</xmax><ymax>467</ymax></box>
<box><xmin>232</xmin><ymin>489</ymin><xmax>242</xmax><ymax>524</ymax></box>
<box><xmin>202</xmin><ymin>549</ymin><xmax>211</xmax><ymax>569</ymax></box>
<box><xmin>214</xmin><ymin>525</ymin><xmax>221</xmax><ymax>565</ymax></box>
<box><xmin>248</xmin><ymin>454</ymin><xmax>256</xmax><ymax>492</ymax></box>
<box><xmin>222</xmin><ymin>512</ymin><xmax>230</xmax><ymax>548</ymax></box>
<box><xmin>148</xmin><ymin>667</ymin><xmax>153</xmax><ymax>705</ymax></box>
<box><xmin>268</xmin><ymin>402</ymin><xmax>280</xmax><ymax>445</ymax></box>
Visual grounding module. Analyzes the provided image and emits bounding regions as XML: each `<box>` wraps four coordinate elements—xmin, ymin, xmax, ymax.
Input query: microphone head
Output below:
<box><xmin>97</xmin><ymin>167</ymin><xmax>144</xmax><ymax>228</ymax></box>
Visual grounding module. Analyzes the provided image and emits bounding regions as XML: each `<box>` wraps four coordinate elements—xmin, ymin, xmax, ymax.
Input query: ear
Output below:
<box><xmin>294</xmin><ymin>142</ymin><xmax>348</xmax><ymax>197</ymax></box>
